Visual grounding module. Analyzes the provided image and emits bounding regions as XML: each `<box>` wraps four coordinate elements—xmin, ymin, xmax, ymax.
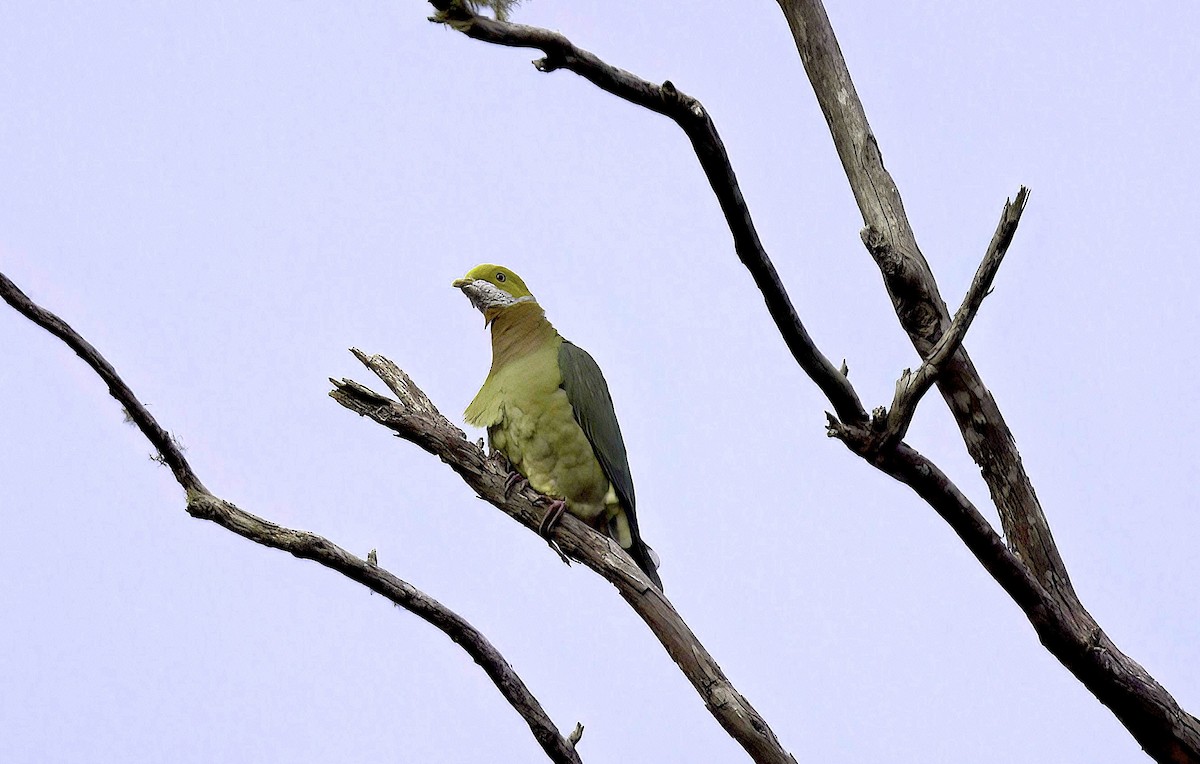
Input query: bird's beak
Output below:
<box><xmin>452</xmin><ymin>278</ymin><xmax>489</xmax><ymax>325</ymax></box>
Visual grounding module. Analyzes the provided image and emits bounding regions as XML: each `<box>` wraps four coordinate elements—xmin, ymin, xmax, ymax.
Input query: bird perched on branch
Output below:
<box><xmin>453</xmin><ymin>264</ymin><xmax>662</xmax><ymax>590</ymax></box>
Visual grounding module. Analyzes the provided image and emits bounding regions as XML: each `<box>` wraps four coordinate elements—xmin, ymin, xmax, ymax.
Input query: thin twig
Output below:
<box><xmin>0</xmin><ymin>271</ymin><xmax>206</xmax><ymax>494</ymax></box>
<box><xmin>0</xmin><ymin>270</ymin><xmax>584</xmax><ymax>764</ymax></box>
<box><xmin>881</xmin><ymin>187</ymin><xmax>1030</xmax><ymax>446</ymax></box>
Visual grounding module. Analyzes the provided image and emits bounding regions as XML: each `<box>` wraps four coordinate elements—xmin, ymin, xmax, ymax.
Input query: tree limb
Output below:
<box><xmin>0</xmin><ymin>270</ymin><xmax>584</xmax><ymax>764</ymax></box>
<box><xmin>426</xmin><ymin>0</ymin><xmax>866</xmax><ymax>426</ymax></box>
<box><xmin>774</xmin><ymin>0</ymin><xmax>1078</xmax><ymax>604</ymax></box>
<box><xmin>332</xmin><ymin>351</ymin><xmax>799</xmax><ymax>764</ymax></box>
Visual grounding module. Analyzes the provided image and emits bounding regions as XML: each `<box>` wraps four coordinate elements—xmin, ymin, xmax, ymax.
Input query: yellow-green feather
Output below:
<box><xmin>459</xmin><ymin>263</ymin><xmax>534</xmax><ymax>300</ymax></box>
<box><xmin>465</xmin><ymin>302</ymin><xmax>612</xmax><ymax>522</ymax></box>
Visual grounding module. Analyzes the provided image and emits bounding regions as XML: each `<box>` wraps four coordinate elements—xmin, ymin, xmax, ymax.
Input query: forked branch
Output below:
<box><xmin>774</xmin><ymin>0</ymin><xmax>1080</xmax><ymax>605</ymax></box>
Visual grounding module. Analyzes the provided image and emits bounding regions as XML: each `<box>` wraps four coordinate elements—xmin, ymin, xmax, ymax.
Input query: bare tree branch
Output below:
<box><xmin>426</xmin><ymin>0</ymin><xmax>866</xmax><ymax>426</ymax></box>
<box><xmin>0</xmin><ymin>272</ymin><xmax>207</xmax><ymax>494</ymax></box>
<box><xmin>0</xmin><ymin>270</ymin><xmax>584</xmax><ymax>764</ymax></box>
<box><xmin>773</xmin><ymin>0</ymin><xmax>1078</xmax><ymax>604</ymax></box>
<box><xmin>332</xmin><ymin>352</ymin><xmax>799</xmax><ymax>764</ymax></box>
<box><xmin>881</xmin><ymin>187</ymin><xmax>1030</xmax><ymax>446</ymax></box>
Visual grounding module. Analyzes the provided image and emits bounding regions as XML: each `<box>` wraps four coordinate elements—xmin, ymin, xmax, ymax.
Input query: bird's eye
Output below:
<box><xmin>496</xmin><ymin>272</ymin><xmax>507</xmax><ymax>282</ymax></box>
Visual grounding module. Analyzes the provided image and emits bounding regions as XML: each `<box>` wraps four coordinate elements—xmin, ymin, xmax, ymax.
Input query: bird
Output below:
<box><xmin>453</xmin><ymin>264</ymin><xmax>663</xmax><ymax>590</ymax></box>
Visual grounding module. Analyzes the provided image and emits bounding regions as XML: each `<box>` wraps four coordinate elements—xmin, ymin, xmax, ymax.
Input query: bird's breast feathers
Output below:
<box><xmin>466</xmin><ymin>348</ymin><xmax>611</xmax><ymax>519</ymax></box>
<box><xmin>464</xmin><ymin>344</ymin><xmax>559</xmax><ymax>427</ymax></box>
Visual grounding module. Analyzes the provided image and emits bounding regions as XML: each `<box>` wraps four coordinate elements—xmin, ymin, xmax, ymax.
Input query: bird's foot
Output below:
<box><xmin>490</xmin><ymin>452</ymin><xmax>531</xmax><ymax>499</ymax></box>
<box><xmin>537</xmin><ymin>498</ymin><xmax>568</xmax><ymax>538</ymax></box>
<box><xmin>503</xmin><ymin>469</ymin><xmax>529</xmax><ymax>499</ymax></box>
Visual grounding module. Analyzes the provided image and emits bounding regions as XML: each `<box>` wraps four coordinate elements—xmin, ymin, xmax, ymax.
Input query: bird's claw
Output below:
<box><xmin>537</xmin><ymin>498</ymin><xmax>568</xmax><ymax>537</ymax></box>
<box><xmin>537</xmin><ymin>498</ymin><xmax>571</xmax><ymax>566</ymax></box>
<box><xmin>503</xmin><ymin>470</ymin><xmax>529</xmax><ymax>498</ymax></box>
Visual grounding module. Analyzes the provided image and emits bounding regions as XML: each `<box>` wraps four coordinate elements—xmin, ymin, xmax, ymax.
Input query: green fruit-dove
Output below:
<box><xmin>453</xmin><ymin>264</ymin><xmax>663</xmax><ymax>590</ymax></box>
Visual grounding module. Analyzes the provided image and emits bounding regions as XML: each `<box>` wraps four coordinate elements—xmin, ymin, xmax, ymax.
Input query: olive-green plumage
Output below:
<box><xmin>454</xmin><ymin>264</ymin><xmax>662</xmax><ymax>590</ymax></box>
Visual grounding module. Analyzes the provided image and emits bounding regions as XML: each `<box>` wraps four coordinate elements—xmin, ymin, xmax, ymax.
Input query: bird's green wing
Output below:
<box><xmin>557</xmin><ymin>340</ymin><xmax>636</xmax><ymax>516</ymax></box>
<box><xmin>560</xmin><ymin>340</ymin><xmax>663</xmax><ymax>590</ymax></box>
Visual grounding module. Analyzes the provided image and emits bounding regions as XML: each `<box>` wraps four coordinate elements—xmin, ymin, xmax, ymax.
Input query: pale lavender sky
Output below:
<box><xmin>2</xmin><ymin>2</ymin><xmax>1197</xmax><ymax>762</ymax></box>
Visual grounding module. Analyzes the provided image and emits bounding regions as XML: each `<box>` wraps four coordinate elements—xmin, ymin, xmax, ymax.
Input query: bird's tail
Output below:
<box><xmin>607</xmin><ymin>507</ymin><xmax>664</xmax><ymax>591</ymax></box>
<box><xmin>627</xmin><ymin>539</ymin><xmax>664</xmax><ymax>592</ymax></box>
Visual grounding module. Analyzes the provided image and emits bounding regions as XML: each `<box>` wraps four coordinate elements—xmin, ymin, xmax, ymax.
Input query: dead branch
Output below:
<box><xmin>0</xmin><ymin>270</ymin><xmax>584</xmax><ymax>764</ymax></box>
<box><xmin>774</xmin><ymin>0</ymin><xmax>1078</xmax><ymax>604</ymax></box>
<box><xmin>331</xmin><ymin>351</ymin><xmax>799</xmax><ymax>764</ymax></box>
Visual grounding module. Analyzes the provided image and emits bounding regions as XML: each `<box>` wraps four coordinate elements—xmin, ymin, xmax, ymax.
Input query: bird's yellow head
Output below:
<box><xmin>452</xmin><ymin>264</ymin><xmax>537</xmax><ymax>323</ymax></box>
